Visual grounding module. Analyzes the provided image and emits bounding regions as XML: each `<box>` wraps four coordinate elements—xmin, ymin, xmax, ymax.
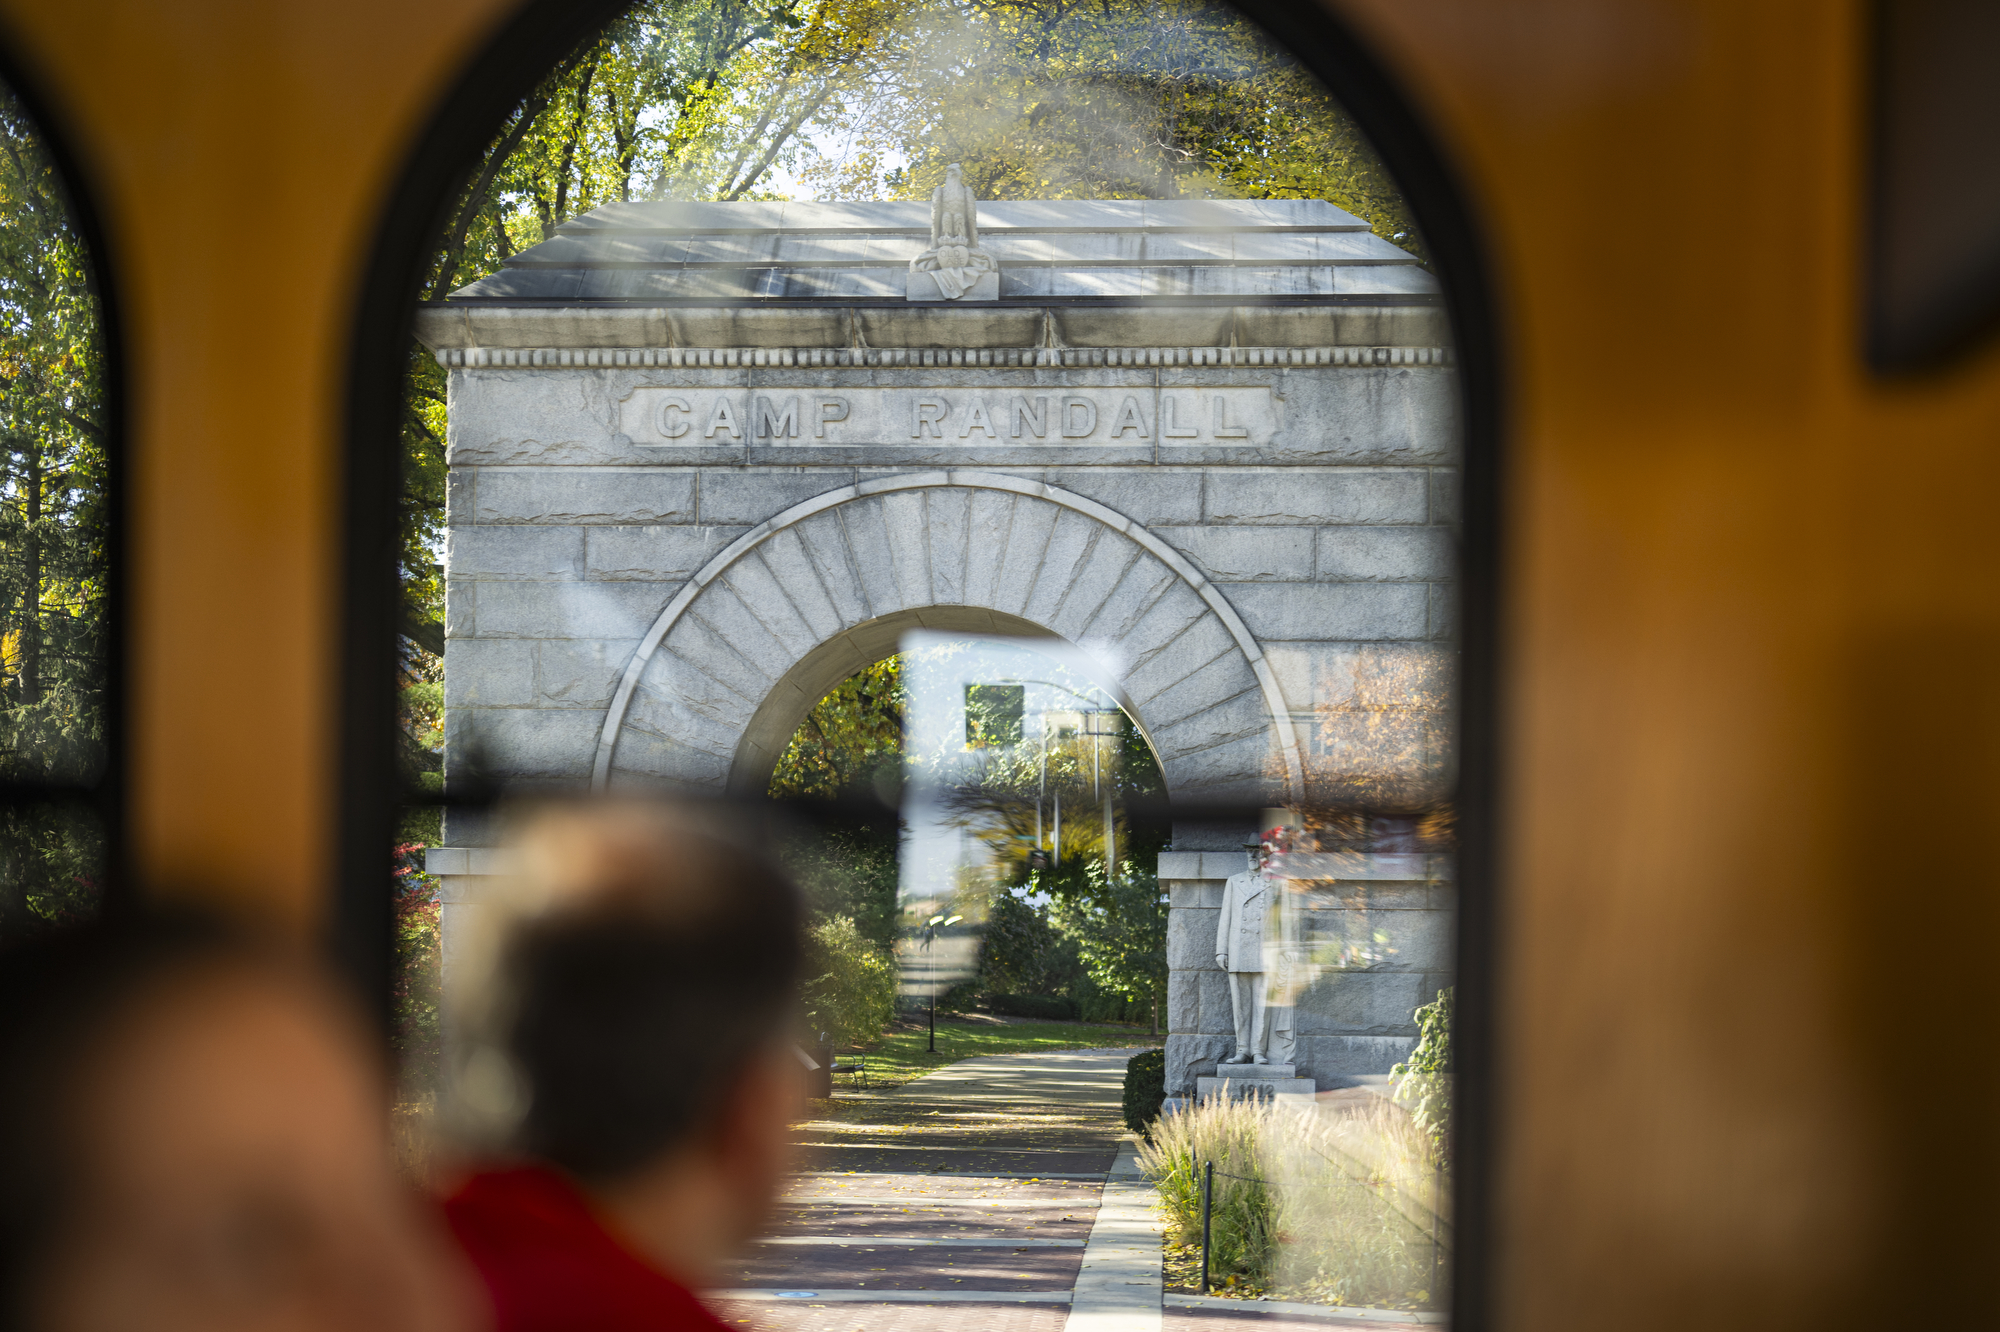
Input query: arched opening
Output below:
<box><xmin>0</xmin><ymin>62</ymin><xmax>122</xmax><ymax>935</ymax></box>
<box><xmin>357</xmin><ymin>0</ymin><xmax>1494</xmax><ymax>1318</ymax></box>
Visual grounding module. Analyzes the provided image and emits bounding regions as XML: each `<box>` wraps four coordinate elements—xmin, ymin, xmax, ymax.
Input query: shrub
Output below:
<box><xmin>987</xmin><ymin>992</ymin><xmax>1078</xmax><ymax>1020</ymax></box>
<box><xmin>1122</xmin><ymin>1048</ymin><xmax>1166</xmax><ymax>1135</ymax></box>
<box><xmin>802</xmin><ymin>915</ymin><xmax>898</xmax><ymax>1048</ymax></box>
<box><xmin>1390</xmin><ymin>986</ymin><xmax>1452</xmax><ymax>1165</ymax></box>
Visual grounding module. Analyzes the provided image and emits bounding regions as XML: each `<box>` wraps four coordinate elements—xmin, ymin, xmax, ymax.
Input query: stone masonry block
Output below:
<box><xmin>1168</xmin><ymin>971</ymin><xmax>1201</xmax><ymax>1035</ymax></box>
<box><xmin>1074</xmin><ymin>557</ymin><xmax>1176</xmax><ymax>663</ymax></box>
<box><xmin>1154</xmin><ymin>527</ymin><xmax>1313</xmax><ymax>582</ymax></box>
<box><xmin>1315</xmin><ymin>526</ymin><xmax>1453</xmax><ymax>582</ymax></box>
<box><xmin>452</xmin><ymin>706</ymin><xmax>601</xmax><ymax>780</ymax></box>
<box><xmin>661</xmin><ymin>609</ymin><xmax>778</xmax><ymax>702</ymax></box>
<box><xmin>474</xmin><ymin>581</ymin><xmax>664</xmax><ymax>641</ymax></box>
<box><xmin>1166</xmin><ymin>879</ymin><xmax>1224</xmax><ymax>908</ymax></box>
<box><xmin>1196</xmin><ymin>970</ymin><xmax>1236</xmax><ymax>1036</ymax></box>
<box><xmin>835</xmin><ymin>496</ymin><xmax>902</xmax><ymax>619</ymax></box>
<box><xmin>1140</xmin><ymin>652</ymin><xmax>1260</xmax><ymax>734</ymax></box>
<box><xmin>1161</xmin><ymin>732</ymin><xmax>1284</xmax><ymax>803</ymax></box>
<box><xmin>1429</xmin><ymin>468</ymin><xmax>1460</xmax><ymax>525</ymax></box>
<box><xmin>988</xmin><ymin>498</ymin><xmax>1059</xmax><ymax>618</ymax></box>
<box><xmin>1167</xmin><ymin>906</ymin><xmax>1220</xmax><ymax>969</ymax></box>
<box><xmin>446</xmin><ymin>525</ymin><xmax>584</xmax><ymax>579</ymax></box>
<box><xmin>1294</xmin><ymin>971</ymin><xmax>1426</xmax><ymax>1035</ymax></box>
<box><xmin>446</xmin><ymin>470</ymin><xmax>474</xmax><ymax>526</ymax></box>
<box><xmin>474</xmin><ymin>468</ymin><xmax>695</xmax><ymax>524</ymax></box>
<box><xmin>444</xmin><ymin>638</ymin><xmax>536</xmax><ymax>709</ymax></box>
<box><xmin>789</xmin><ymin>511</ymin><xmax>872</xmax><ymax>627</ymax></box>
<box><xmin>636</xmin><ymin>648</ymin><xmax>759</xmax><ymax>734</ymax></box>
<box><xmin>624</xmin><ymin>679</ymin><xmax>747</xmax><ymax>758</ymax></box>
<box><xmin>697</xmin><ymin>470</ymin><xmax>852</xmax><ymax>525</ymax></box>
<box><xmin>960</xmin><ymin>490</ymin><xmax>1017</xmax><ymax>609</ymax></box>
<box><xmin>1021</xmin><ymin>510</ymin><xmax>1102</xmax><ymax>626</ymax></box>
<box><xmin>1152</xmin><ymin>689</ymin><xmax>1273</xmax><ymax>761</ymax></box>
<box><xmin>878</xmin><ymin>489</ymin><xmax>933</xmax><ymax>609</ymax></box>
<box><xmin>1047</xmin><ymin>530</ymin><xmax>1141</xmax><ymax>640</ymax></box>
<box><xmin>536</xmin><ymin>638</ymin><xmax>636</xmax><ymax>707</ymax></box>
<box><xmin>1203</xmin><ymin>470</ymin><xmax>1425</xmax><ymax>526</ymax></box>
<box><xmin>1429</xmin><ymin>582</ymin><xmax>1457</xmax><ymax>640</ymax></box>
<box><xmin>1264</xmin><ymin>642</ymin><xmax>1454</xmax><ymax>712</ymax></box>
<box><xmin>1224</xmin><ymin>582</ymin><xmax>1428</xmax><ymax>641</ymax></box>
<box><xmin>586</xmin><ymin>526</ymin><xmax>746</xmax><ymax>581</ymax></box>
<box><xmin>712</xmin><ymin>560</ymin><xmax>822</xmax><ymax>660</ymax></box>
<box><xmin>746</xmin><ymin>531</ymin><xmax>845</xmax><ymax>640</ymax></box>
<box><xmin>1094</xmin><ymin>579</ymin><xmax>1207</xmax><ymax>680</ymax></box>
<box><xmin>1048</xmin><ymin>470</ymin><xmax>1204</xmax><ymax>525</ymax></box>
<box><xmin>444</xmin><ymin>581</ymin><xmax>475</xmax><ymax>638</ymax></box>
<box><xmin>1299</xmin><ymin>1035</ymin><xmax>1414</xmax><ymax>1077</ymax></box>
<box><xmin>1121</xmin><ymin>612</ymin><xmax>1235</xmax><ymax>710</ymax></box>
<box><xmin>1167</xmin><ymin>1033</ymin><xmax>1232</xmax><ymax>1096</ymax></box>
<box><xmin>925</xmin><ymin>488</ymin><xmax>971</xmax><ymax>604</ymax></box>
<box><xmin>607</xmin><ymin>729</ymin><xmax>735</xmax><ymax>789</ymax></box>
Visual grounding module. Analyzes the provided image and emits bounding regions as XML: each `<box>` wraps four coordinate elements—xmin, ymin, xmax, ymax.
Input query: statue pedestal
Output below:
<box><xmin>1197</xmin><ymin>1063</ymin><xmax>1315</xmax><ymax>1102</ymax></box>
<box><xmin>906</xmin><ymin>269</ymin><xmax>1000</xmax><ymax>301</ymax></box>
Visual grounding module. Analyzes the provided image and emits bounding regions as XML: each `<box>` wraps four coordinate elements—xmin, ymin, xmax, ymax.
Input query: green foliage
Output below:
<box><xmin>1122</xmin><ymin>1047</ymin><xmax>1165</xmax><ymax>1134</ymax></box>
<box><xmin>988</xmin><ymin>991</ymin><xmax>1077</xmax><ymax>1021</ymax></box>
<box><xmin>781</xmin><ymin>817</ymin><xmax>901</xmax><ymax>947</ymax></box>
<box><xmin>1047</xmin><ymin>860</ymin><xmax>1168</xmax><ymax>1013</ymax></box>
<box><xmin>768</xmin><ymin>655</ymin><xmax>903</xmax><ymax>800</ymax></box>
<box><xmin>0</xmin><ymin>88</ymin><xmax>108</xmax><ymax>935</ymax></box>
<box><xmin>964</xmin><ymin>682</ymin><xmax>1023</xmax><ymax>748</ymax></box>
<box><xmin>802</xmin><ymin>913</ymin><xmax>899</xmax><ymax>1048</ymax></box>
<box><xmin>1390</xmin><ymin>986</ymin><xmax>1452</xmax><ymax>1164</ymax></box>
<box><xmin>791</xmin><ymin>0</ymin><xmax>1422</xmax><ymax>256</ymax></box>
<box><xmin>392</xmin><ymin>843</ymin><xmax>444</xmax><ymax>1091</ymax></box>
<box><xmin>978</xmin><ymin>885</ymin><xmax>1082</xmax><ymax>996</ymax></box>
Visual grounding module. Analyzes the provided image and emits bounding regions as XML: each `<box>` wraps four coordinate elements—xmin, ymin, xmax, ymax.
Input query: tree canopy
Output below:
<box><xmin>0</xmin><ymin>86</ymin><xmax>109</xmax><ymax>934</ymax></box>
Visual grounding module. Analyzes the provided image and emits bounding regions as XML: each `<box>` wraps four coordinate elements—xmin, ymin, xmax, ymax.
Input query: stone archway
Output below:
<box><xmin>590</xmin><ymin>471</ymin><xmax>1302</xmax><ymax>804</ymax></box>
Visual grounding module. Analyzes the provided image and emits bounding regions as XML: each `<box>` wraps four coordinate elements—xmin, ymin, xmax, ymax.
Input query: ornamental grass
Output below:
<box><xmin>1138</xmin><ymin>1089</ymin><xmax>1449</xmax><ymax>1311</ymax></box>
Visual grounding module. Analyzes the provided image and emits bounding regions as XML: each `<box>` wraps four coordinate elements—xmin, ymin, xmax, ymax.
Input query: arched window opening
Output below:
<box><xmin>0</xmin><ymin>78</ymin><xmax>115</xmax><ymax>938</ymax></box>
<box><xmin>378</xmin><ymin>0</ymin><xmax>1478</xmax><ymax>1316</ymax></box>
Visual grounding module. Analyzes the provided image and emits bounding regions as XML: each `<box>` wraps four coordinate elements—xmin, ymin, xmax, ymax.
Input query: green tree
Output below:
<box><xmin>1048</xmin><ymin>860</ymin><xmax>1168</xmax><ymax>1032</ymax></box>
<box><xmin>768</xmin><ymin>655</ymin><xmax>903</xmax><ymax>800</ymax></box>
<box><xmin>802</xmin><ymin>913</ymin><xmax>899</xmax><ymax>1047</ymax></box>
<box><xmin>0</xmin><ymin>86</ymin><xmax>109</xmax><ymax>936</ymax></box>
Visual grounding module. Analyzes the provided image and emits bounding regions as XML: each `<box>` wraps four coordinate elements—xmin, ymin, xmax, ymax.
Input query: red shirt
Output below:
<box><xmin>443</xmin><ymin>1166</ymin><xmax>733</xmax><ymax>1332</ymax></box>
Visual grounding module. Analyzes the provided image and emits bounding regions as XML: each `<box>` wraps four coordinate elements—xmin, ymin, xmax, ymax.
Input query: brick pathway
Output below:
<box><xmin>710</xmin><ymin>1048</ymin><xmax>1437</xmax><ymax>1332</ymax></box>
<box><xmin>710</xmin><ymin>1048</ymin><xmax>1139</xmax><ymax>1330</ymax></box>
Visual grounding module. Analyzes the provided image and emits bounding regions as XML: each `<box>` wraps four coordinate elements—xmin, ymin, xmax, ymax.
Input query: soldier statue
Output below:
<box><xmin>909</xmin><ymin>163</ymin><xmax>997</xmax><ymax>300</ymax></box>
<box><xmin>1215</xmin><ymin>839</ymin><xmax>1274</xmax><ymax>1064</ymax></box>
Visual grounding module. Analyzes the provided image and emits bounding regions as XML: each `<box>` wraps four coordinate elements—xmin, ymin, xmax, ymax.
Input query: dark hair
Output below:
<box><xmin>0</xmin><ymin>913</ymin><xmax>251</xmax><ymax>1332</ymax></box>
<box><xmin>500</xmin><ymin>826</ymin><xmax>805</xmax><ymax>1182</ymax></box>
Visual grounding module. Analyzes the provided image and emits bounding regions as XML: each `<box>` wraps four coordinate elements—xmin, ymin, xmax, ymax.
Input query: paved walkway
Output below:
<box><xmin>707</xmin><ymin>1049</ymin><xmax>1438</xmax><ymax>1332</ymax></box>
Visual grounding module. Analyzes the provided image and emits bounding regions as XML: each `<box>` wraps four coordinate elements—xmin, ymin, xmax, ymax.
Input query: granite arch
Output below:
<box><xmin>590</xmin><ymin>471</ymin><xmax>1304</xmax><ymax>803</ymax></box>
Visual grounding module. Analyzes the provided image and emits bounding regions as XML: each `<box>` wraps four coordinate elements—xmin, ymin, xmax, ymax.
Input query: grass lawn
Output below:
<box><xmin>837</xmin><ymin>1015</ymin><xmax>1162</xmax><ymax>1089</ymax></box>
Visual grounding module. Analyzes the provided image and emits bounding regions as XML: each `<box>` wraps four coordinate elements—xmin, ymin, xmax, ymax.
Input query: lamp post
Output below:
<box><xmin>921</xmin><ymin>912</ymin><xmax>962</xmax><ymax>1054</ymax></box>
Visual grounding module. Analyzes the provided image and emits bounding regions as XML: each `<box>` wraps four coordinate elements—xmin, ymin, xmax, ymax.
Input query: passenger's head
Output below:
<box><xmin>465</xmin><ymin>802</ymin><xmax>806</xmax><ymax>1258</ymax></box>
<box><xmin>0</xmin><ymin>915</ymin><xmax>474</xmax><ymax>1332</ymax></box>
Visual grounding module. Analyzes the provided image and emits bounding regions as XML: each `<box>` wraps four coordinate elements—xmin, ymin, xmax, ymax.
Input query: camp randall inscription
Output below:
<box><xmin>419</xmin><ymin>183</ymin><xmax>1461</xmax><ymax>1108</ymax></box>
